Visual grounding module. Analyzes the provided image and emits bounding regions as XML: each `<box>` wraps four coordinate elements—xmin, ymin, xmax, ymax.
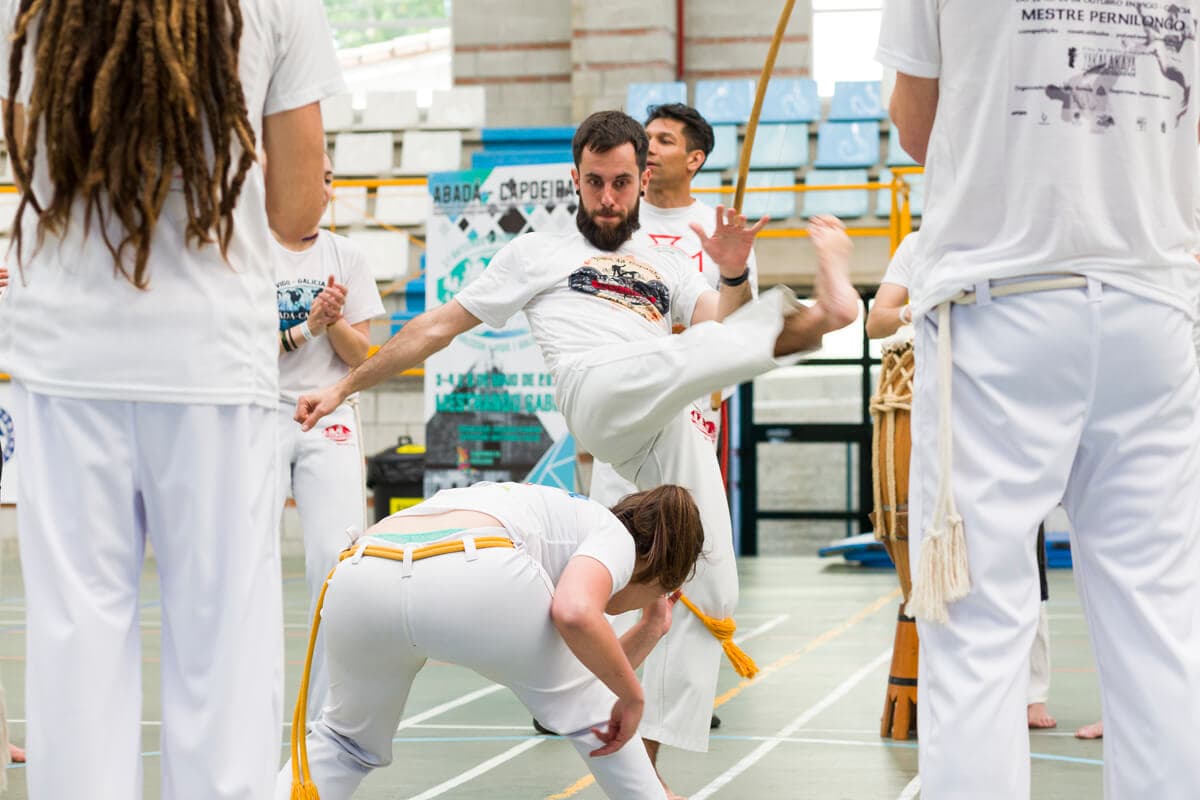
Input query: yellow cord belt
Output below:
<box><xmin>289</xmin><ymin>538</ymin><xmax>759</xmax><ymax>799</ymax></box>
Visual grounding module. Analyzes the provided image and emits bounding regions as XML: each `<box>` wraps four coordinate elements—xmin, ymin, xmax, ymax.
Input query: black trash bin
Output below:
<box><xmin>366</xmin><ymin>436</ymin><xmax>426</xmax><ymax>523</ymax></box>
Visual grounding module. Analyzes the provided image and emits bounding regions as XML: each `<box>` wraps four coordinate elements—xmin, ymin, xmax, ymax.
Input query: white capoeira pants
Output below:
<box><xmin>14</xmin><ymin>386</ymin><xmax>283</xmax><ymax>800</ymax></box>
<box><xmin>1027</xmin><ymin>602</ymin><xmax>1051</xmax><ymax>706</ymax></box>
<box><xmin>909</xmin><ymin>282</ymin><xmax>1200</xmax><ymax>799</ymax></box>
<box><xmin>556</xmin><ymin>289</ymin><xmax>788</xmax><ymax>751</ymax></box>
<box><xmin>276</xmin><ymin>400</ymin><xmax>367</xmax><ymax>722</ymax></box>
<box><xmin>276</xmin><ymin>542</ymin><xmax>667</xmax><ymax>800</ymax></box>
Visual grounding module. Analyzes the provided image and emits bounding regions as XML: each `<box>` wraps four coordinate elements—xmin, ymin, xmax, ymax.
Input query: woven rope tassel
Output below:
<box><xmin>678</xmin><ymin>593</ymin><xmax>760</xmax><ymax>679</ymax></box>
<box><xmin>906</xmin><ymin>302</ymin><xmax>970</xmax><ymax>624</ymax></box>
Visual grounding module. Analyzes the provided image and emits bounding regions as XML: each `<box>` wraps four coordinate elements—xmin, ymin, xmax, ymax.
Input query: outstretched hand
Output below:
<box><xmin>294</xmin><ymin>383</ymin><xmax>345</xmax><ymax>431</ymax></box>
<box><xmin>691</xmin><ymin>205</ymin><xmax>768</xmax><ymax>279</ymax></box>
<box><xmin>590</xmin><ymin>694</ymin><xmax>644</xmax><ymax>757</ymax></box>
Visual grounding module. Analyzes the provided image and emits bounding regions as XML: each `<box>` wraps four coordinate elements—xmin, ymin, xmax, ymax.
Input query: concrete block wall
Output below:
<box><xmin>569</xmin><ymin>1</ymin><xmax>678</xmax><ymax>119</ymax></box>
<box><xmin>452</xmin><ymin>0</ymin><xmax>572</xmax><ymax>126</ymax></box>
<box><xmin>683</xmin><ymin>2</ymin><xmax>813</xmax><ymax>81</ymax></box>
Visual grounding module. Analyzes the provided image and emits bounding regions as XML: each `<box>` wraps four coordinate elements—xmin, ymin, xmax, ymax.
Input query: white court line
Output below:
<box><xmin>409</xmin><ymin>723</ymin><xmax>533</xmax><ymax>731</ymax></box>
<box><xmin>898</xmin><ymin>775</ymin><xmax>921</xmax><ymax>800</ymax></box>
<box><xmin>691</xmin><ymin>648</ymin><xmax>892</xmax><ymax>800</ymax></box>
<box><xmin>733</xmin><ymin>614</ymin><xmax>789</xmax><ymax>644</ymax></box>
<box><xmin>403</xmin><ymin>738</ymin><xmax>544</xmax><ymax>800</ymax></box>
<box><xmin>396</xmin><ymin>684</ymin><xmax>506</xmax><ymax>732</ymax></box>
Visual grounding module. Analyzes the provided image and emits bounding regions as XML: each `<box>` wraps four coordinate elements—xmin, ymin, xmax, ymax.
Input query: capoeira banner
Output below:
<box><xmin>424</xmin><ymin>163</ymin><xmax>577</xmax><ymax>495</ymax></box>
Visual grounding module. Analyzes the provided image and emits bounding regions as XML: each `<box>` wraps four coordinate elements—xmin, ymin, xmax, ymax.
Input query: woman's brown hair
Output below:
<box><xmin>610</xmin><ymin>485</ymin><xmax>704</xmax><ymax>591</ymax></box>
<box><xmin>4</xmin><ymin>0</ymin><xmax>257</xmax><ymax>288</ymax></box>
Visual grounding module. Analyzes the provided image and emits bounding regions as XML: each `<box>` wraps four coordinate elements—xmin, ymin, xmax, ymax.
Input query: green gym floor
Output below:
<box><xmin>0</xmin><ymin>553</ymin><xmax>1106</xmax><ymax>799</ymax></box>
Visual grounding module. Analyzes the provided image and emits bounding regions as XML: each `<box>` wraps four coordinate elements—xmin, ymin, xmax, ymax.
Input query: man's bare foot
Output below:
<box><xmin>1075</xmin><ymin>720</ymin><xmax>1103</xmax><ymax>740</ymax></box>
<box><xmin>8</xmin><ymin>742</ymin><xmax>25</xmax><ymax>762</ymax></box>
<box><xmin>1027</xmin><ymin>702</ymin><xmax>1056</xmax><ymax>729</ymax></box>
<box><xmin>775</xmin><ymin>216</ymin><xmax>859</xmax><ymax>356</ymax></box>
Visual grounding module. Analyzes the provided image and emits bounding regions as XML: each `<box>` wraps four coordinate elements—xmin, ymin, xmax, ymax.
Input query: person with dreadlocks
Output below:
<box><xmin>0</xmin><ymin>2</ymin><xmax>343</xmax><ymax>798</ymax></box>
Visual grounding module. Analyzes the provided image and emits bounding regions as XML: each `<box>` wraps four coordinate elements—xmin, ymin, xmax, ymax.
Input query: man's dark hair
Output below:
<box><xmin>572</xmin><ymin>111</ymin><xmax>649</xmax><ymax>171</ymax></box>
<box><xmin>645</xmin><ymin>103</ymin><xmax>715</xmax><ymax>164</ymax></box>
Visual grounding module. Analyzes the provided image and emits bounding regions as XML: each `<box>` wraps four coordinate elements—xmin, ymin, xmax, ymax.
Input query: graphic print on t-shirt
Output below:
<box><xmin>276</xmin><ymin>278</ymin><xmax>326</xmax><ymax>332</ymax></box>
<box><xmin>567</xmin><ymin>255</ymin><xmax>671</xmax><ymax>323</ymax></box>
<box><xmin>648</xmin><ymin>232</ymin><xmax>704</xmax><ymax>273</ymax></box>
<box><xmin>1010</xmin><ymin>3</ymin><xmax>1195</xmax><ymax>133</ymax></box>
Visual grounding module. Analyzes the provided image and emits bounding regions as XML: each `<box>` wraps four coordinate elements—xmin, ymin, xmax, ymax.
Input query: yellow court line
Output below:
<box><xmin>545</xmin><ymin>587</ymin><xmax>901</xmax><ymax>800</ymax></box>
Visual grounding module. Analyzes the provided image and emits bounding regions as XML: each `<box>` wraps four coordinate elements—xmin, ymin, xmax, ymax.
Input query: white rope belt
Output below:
<box><xmin>906</xmin><ymin>273</ymin><xmax>1088</xmax><ymax>624</ymax></box>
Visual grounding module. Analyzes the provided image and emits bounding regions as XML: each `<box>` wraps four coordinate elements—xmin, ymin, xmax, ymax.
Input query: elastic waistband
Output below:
<box><xmin>951</xmin><ymin>274</ymin><xmax>1094</xmax><ymax>307</ymax></box>
<box><xmin>342</xmin><ymin>531</ymin><xmax>515</xmax><ymax>578</ymax></box>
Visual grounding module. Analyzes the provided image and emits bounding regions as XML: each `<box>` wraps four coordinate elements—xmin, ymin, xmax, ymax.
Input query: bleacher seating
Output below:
<box><xmin>760</xmin><ymin>78</ymin><xmax>821</xmax><ymax>123</ymax></box>
<box><xmin>876</xmin><ymin>169</ymin><xmax>925</xmax><ymax>218</ymax></box>
<box><xmin>360</xmin><ymin>91</ymin><xmax>420</xmax><ymax>131</ymax></box>
<box><xmin>886</xmin><ymin>124</ymin><xmax>919</xmax><ymax>167</ymax></box>
<box><xmin>749</xmin><ymin>123</ymin><xmax>809</xmax><ymax>169</ymax></box>
<box><xmin>702</xmin><ymin>124</ymin><xmax>739</xmax><ymax>172</ymax></box>
<box><xmin>740</xmin><ymin>170</ymin><xmax>797</xmax><ymax>221</ymax></box>
<box><xmin>322</xmin><ymin>185</ymin><xmax>370</xmax><ymax>227</ymax></box>
<box><xmin>472</xmin><ymin>126</ymin><xmax>574</xmax><ymax>168</ymax></box>
<box><xmin>695</xmin><ymin>79</ymin><xmax>756</xmax><ymax>124</ymax></box>
<box><xmin>626</xmin><ymin>81</ymin><xmax>687</xmax><ymax>119</ymax></box>
<box><xmin>399</xmin><ymin>130</ymin><xmax>462</xmax><ymax>175</ymax></box>
<box><xmin>803</xmin><ymin>168</ymin><xmax>870</xmax><ymax>219</ymax></box>
<box><xmin>350</xmin><ymin>229</ymin><xmax>410</xmax><ymax>281</ymax></box>
<box><xmin>321</xmin><ymin>94</ymin><xmax>355</xmax><ymax>132</ymax></box>
<box><xmin>814</xmin><ymin>121</ymin><xmax>880</xmax><ymax>169</ymax></box>
<box><xmin>828</xmin><ymin>81</ymin><xmax>886</xmax><ymax>121</ymax></box>
<box><xmin>389</xmin><ymin>274</ymin><xmax>428</xmax><ymax>334</ymax></box>
<box><xmin>425</xmin><ymin>87</ymin><xmax>486</xmax><ymax>129</ymax></box>
<box><xmin>334</xmin><ymin>132</ymin><xmax>395</xmax><ymax>176</ymax></box>
<box><xmin>374</xmin><ymin>184</ymin><xmax>432</xmax><ymax>227</ymax></box>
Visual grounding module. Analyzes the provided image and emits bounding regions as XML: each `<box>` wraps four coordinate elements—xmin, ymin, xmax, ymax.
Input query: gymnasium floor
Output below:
<box><xmin>0</xmin><ymin>553</ymin><xmax>1105</xmax><ymax>799</ymax></box>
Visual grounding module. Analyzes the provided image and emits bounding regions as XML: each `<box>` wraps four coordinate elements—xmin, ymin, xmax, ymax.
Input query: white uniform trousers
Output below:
<box><xmin>277</xmin><ymin>400</ymin><xmax>367</xmax><ymax>721</ymax></box>
<box><xmin>1027</xmin><ymin>602</ymin><xmax>1051</xmax><ymax>705</ymax></box>
<box><xmin>909</xmin><ymin>283</ymin><xmax>1200</xmax><ymax>799</ymax></box>
<box><xmin>276</xmin><ymin>545</ymin><xmax>668</xmax><ymax>800</ymax></box>
<box><xmin>14</xmin><ymin>387</ymin><xmax>283</xmax><ymax>800</ymax></box>
<box><xmin>556</xmin><ymin>290</ymin><xmax>786</xmax><ymax>751</ymax></box>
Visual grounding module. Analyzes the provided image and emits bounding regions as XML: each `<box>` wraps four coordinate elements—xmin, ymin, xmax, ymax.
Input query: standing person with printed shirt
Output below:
<box><xmin>0</xmin><ymin>2</ymin><xmax>344</xmax><ymax>798</ymax></box>
<box><xmin>878</xmin><ymin>2</ymin><xmax>1200</xmax><ymax>797</ymax></box>
<box><xmin>277</xmin><ymin>482</ymin><xmax>705</xmax><ymax>800</ymax></box>
<box><xmin>865</xmin><ymin>232</ymin><xmax>1058</xmax><ymax>731</ymax></box>
<box><xmin>294</xmin><ymin>110</ymin><xmax>861</xmax><ymax>796</ymax></box>
<box><xmin>583</xmin><ymin>103</ymin><xmax>757</xmax><ymax>788</ymax></box>
<box><xmin>274</xmin><ymin>152</ymin><xmax>386</xmax><ymax>723</ymax></box>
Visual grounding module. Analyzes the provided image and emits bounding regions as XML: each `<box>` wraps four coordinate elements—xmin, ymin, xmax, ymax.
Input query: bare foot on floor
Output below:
<box><xmin>1027</xmin><ymin>702</ymin><xmax>1057</xmax><ymax>729</ymax></box>
<box><xmin>9</xmin><ymin>742</ymin><xmax>25</xmax><ymax>762</ymax></box>
<box><xmin>1075</xmin><ymin>720</ymin><xmax>1103</xmax><ymax>740</ymax></box>
<box><xmin>775</xmin><ymin>215</ymin><xmax>860</xmax><ymax>356</ymax></box>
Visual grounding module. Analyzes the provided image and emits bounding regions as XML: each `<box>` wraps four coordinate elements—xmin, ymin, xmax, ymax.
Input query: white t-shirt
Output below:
<box><xmin>454</xmin><ymin>230</ymin><xmax>713</xmax><ymax>376</ymax></box>
<box><xmin>377</xmin><ymin>481</ymin><xmax>637</xmax><ymax>597</ymax></box>
<box><xmin>635</xmin><ymin>198</ymin><xmax>759</xmax><ymax>292</ymax></box>
<box><xmin>881</xmin><ymin>233</ymin><xmax>918</xmax><ymax>291</ymax></box>
<box><xmin>0</xmin><ymin>0</ymin><xmax>345</xmax><ymax>405</ymax></box>
<box><xmin>877</xmin><ymin>2</ymin><xmax>1200</xmax><ymax>317</ymax></box>
<box><xmin>275</xmin><ymin>231</ymin><xmax>385</xmax><ymax>404</ymax></box>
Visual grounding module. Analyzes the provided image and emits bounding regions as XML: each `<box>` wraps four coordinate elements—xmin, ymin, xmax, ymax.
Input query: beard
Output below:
<box><xmin>577</xmin><ymin>199</ymin><xmax>640</xmax><ymax>252</ymax></box>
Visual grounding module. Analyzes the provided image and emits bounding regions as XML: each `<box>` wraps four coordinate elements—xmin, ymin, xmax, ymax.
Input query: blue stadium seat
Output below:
<box><xmin>760</xmin><ymin>78</ymin><xmax>821</xmax><ymax>123</ymax></box>
<box><xmin>814</xmin><ymin>121</ymin><xmax>880</xmax><ymax>169</ymax></box>
<box><xmin>695</xmin><ymin>79</ymin><xmax>756</xmax><ymax>124</ymax></box>
<box><xmin>741</xmin><ymin>170</ymin><xmax>797</xmax><ymax>221</ymax></box>
<box><xmin>701</xmin><ymin>124</ymin><xmax>739</xmax><ymax>172</ymax></box>
<box><xmin>390</xmin><ymin>273</ymin><xmax>427</xmax><ymax>334</ymax></box>
<box><xmin>472</xmin><ymin>149</ymin><xmax>572</xmax><ymax>168</ymax></box>
<box><xmin>626</xmin><ymin>81</ymin><xmax>687</xmax><ymax>118</ymax></box>
<box><xmin>803</xmin><ymin>169</ymin><xmax>870</xmax><ymax>219</ymax></box>
<box><xmin>886</xmin><ymin>125</ymin><xmax>919</xmax><ymax>167</ymax></box>
<box><xmin>474</xmin><ymin>127</ymin><xmax>576</xmax><ymax>168</ymax></box>
<box><xmin>690</xmin><ymin>171</ymin><xmax>727</xmax><ymax>206</ymax></box>
<box><xmin>749</xmin><ymin>123</ymin><xmax>809</xmax><ymax>169</ymax></box>
<box><xmin>828</xmin><ymin>81</ymin><xmax>886</xmax><ymax>121</ymax></box>
<box><xmin>876</xmin><ymin>169</ymin><xmax>925</xmax><ymax>218</ymax></box>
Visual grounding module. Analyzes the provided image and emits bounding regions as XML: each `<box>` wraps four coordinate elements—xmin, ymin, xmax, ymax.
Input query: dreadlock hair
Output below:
<box><xmin>3</xmin><ymin>0</ymin><xmax>258</xmax><ymax>288</ymax></box>
<box><xmin>610</xmin><ymin>484</ymin><xmax>704</xmax><ymax>591</ymax></box>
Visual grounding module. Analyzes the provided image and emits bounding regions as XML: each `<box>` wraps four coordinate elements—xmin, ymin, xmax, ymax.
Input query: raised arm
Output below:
<box><xmin>689</xmin><ymin>205</ymin><xmax>768</xmax><ymax>325</ymax></box>
<box><xmin>889</xmin><ymin>73</ymin><xmax>939</xmax><ymax>166</ymax></box>
<box><xmin>295</xmin><ymin>299</ymin><xmax>482</xmax><ymax>430</ymax></box>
